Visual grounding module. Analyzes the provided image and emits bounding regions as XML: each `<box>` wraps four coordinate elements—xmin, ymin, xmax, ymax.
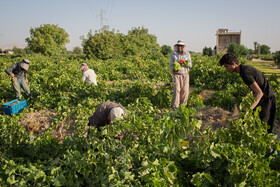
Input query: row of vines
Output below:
<box><xmin>0</xmin><ymin>54</ymin><xmax>279</xmax><ymax>186</ymax></box>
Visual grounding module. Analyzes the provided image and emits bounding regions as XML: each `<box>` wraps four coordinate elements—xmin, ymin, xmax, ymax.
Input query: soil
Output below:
<box><xmin>197</xmin><ymin>90</ymin><xmax>216</xmax><ymax>102</ymax></box>
<box><xmin>194</xmin><ymin>106</ymin><xmax>234</xmax><ymax>131</ymax></box>
<box><xmin>18</xmin><ymin>110</ymin><xmax>76</xmax><ymax>141</ymax></box>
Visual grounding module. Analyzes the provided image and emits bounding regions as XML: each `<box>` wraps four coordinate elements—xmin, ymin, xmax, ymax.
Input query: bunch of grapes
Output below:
<box><xmin>173</xmin><ymin>61</ymin><xmax>182</xmax><ymax>71</ymax></box>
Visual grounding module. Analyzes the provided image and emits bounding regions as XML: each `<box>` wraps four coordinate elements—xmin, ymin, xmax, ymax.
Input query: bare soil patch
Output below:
<box><xmin>18</xmin><ymin>110</ymin><xmax>76</xmax><ymax>140</ymax></box>
<box><xmin>197</xmin><ymin>90</ymin><xmax>216</xmax><ymax>102</ymax></box>
<box><xmin>194</xmin><ymin>105</ymin><xmax>280</xmax><ymax>135</ymax></box>
<box><xmin>194</xmin><ymin>106</ymin><xmax>235</xmax><ymax>131</ymax></box>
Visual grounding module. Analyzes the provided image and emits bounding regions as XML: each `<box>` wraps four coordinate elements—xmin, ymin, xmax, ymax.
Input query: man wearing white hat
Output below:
<box><xmin>88</xmin><ymin>101</ymin><xmax>126</xmax><ymax>130</ymax></box>
<box><xmin>5</xmin><ymin>59</ymin><xmax>31</xmax><ymax>99</ymax></box>
<box><xmin>169</xmin><ymin>40</ymin><xmax>192</xmax><ymax>109</ymax></box>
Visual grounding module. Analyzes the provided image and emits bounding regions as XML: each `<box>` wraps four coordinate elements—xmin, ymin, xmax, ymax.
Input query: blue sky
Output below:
<box><xmin>1</xmin><ymin>0</ymin><xmax>280</xmax><ymax>52</ymax></box>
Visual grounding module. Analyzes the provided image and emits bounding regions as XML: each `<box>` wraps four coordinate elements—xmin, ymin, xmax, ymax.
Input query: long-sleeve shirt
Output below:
<box><xmin>82</xmin><ymin>69</ymin><xmax>97</xmax><ymax>85</ymax></box>
<box><xmin>88</xmin><ymin>102</ymin><xmax>126</xmax><ymax>128</ymax></box>
<box><xmin>5</xmin><ymin>62</ymin><xmax>27</xmax><ymax>78</ymax></box>
<box><xmin>169</xmin><ymin>51</ymin><xmax>192</xmax><ymax>74</ymax></box>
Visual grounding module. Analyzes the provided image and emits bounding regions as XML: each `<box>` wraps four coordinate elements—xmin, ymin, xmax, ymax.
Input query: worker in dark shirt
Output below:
<box><xmin>84</xmin><ymin>102</ymin><xmax>126</xmax><ymax>137</ymax></box>
<box><xmin>5</xmin><ymin>59</ymin><xmax>31</xmax><ymax>99</ymax></box>
<box><xmin>219</xmin><ymin>53</ymin><xmax>276</xmax><ymax>133</ymax></box>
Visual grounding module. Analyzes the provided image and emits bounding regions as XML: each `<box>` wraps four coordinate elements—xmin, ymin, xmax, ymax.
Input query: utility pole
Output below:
<box><xmin>97</xmin><ymin>9</ymin><xmax>107</xmax><ymax>28</ymax></box>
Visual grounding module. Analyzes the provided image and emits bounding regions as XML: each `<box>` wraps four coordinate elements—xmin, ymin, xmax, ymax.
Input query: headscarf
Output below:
<box><xmin>79</xmin><ymin>63</ymin><xmax>89</xmax><ymax>72</ymax></box>
<box><xmin>110</xmin><ymin>107</ymin><xmax>125</xmax><ymax>122</ymax></box>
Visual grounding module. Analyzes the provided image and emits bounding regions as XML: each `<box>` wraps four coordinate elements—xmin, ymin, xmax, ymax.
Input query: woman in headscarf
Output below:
<box><xmin>79</xmin><ymin>63</ymin><xmax>97</xmax><ymax>85</ymax></box>
<box><xmin>169</xmin><ymin>40</ymin><xmax>192</xmax><ymax>109</ymax></box>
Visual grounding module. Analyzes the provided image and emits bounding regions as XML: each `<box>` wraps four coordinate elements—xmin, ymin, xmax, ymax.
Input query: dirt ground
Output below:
<box><xmin>18</xmin><ymin>110</ymin><xmax>76</xmax><ymax>141</ymax></box>
<box><xmin>194</xmin><ymin>106</ymin><xmax>233</xmax><ymax>131</ymax></box>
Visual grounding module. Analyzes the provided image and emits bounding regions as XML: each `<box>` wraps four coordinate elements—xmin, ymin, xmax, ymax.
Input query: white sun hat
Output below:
<box><xmin>110</xmin><ymin>107</ymin><xmax>125</xmax><ymax>122</ymax></box>
<box><xmin>174</xmin><ymin>40</ymin><xmax>186</xmax><ymax>46</ymax></box>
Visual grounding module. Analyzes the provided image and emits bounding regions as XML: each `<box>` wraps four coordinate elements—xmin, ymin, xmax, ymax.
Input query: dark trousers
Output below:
<box><xmin>257</xmin><ymin>95</ymin><xmax>277</xmax><ymax>133</ymax></box>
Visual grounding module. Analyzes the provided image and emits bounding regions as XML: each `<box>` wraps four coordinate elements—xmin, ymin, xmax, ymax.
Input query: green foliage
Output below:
<box><xmin>26</xmin><ymin>24</ymin><xmax>70</xmax><ymax>56</ymax></box>
<box><xmin>81</xmin><ymin>27</ymin><xmax>125</xmax><ymax>60</ymax></box>
<box><xmin>273</xmin><ymin>51</ymin><xmax>280</xmax><ymax>66</ymax></box>
<box><xmin>81</xmin><ymin>26</ymin><xmax>163</xmax><ymax>60</ymax></box>
<box><xmin>254</xmin><ymin>42</ymin><xmax>271</xmax><ymax>55</ymax></box>
<box><xmin>260</xmin><ymin>44</ymin><xmax>271</xmax><ymax>54</ymax></box>
<box><xmin>72</xmin><ymin>46</ymin><xmax>83</xmax><ymax>54</ymax></box>
<box><xmin>190</xmin><ymin>55</ymin><xmax>243</xmax><ymax>90</ymax></box>
<box><xmin>202</xmin><ymin>46</ymin><xmax>212</xmax><ymax>56</ymax></box>
<box><xmin>161</xmin><ymin>45</ymin><xmax>172</xmax><ymax>57</ymax></box>
<box><xmin>124</xmin><ymin>26</ymin><xmax>163</xmax><ymax>60</ymax></box>
<box><xmin>205</xmin><ymin>83</ymin><xmax>250</xmax><ymax>110</ymax></box>
<box><xmin>0</xmin><ymin>54</ymin><xmax>280</xmax><ymax>186</ymax></box>
<box><xmin>227</xmin><ymin>43</ymin><xmax>249</xmax><ymax>57</ymax></box>
<box><xmin>12</xmin><ymin>46</ymin><xmax>25</xmax><ymax>55</ymax></box>
<box><xmin>254</xmin><ymin>41</ymin><xmax>260</xmax><ymax>55</ymax></box>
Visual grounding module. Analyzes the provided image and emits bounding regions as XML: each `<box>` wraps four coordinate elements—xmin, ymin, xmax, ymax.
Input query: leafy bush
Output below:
<box><xmin>274</xmin><ymin>51</ymin><xmax>280</xmax><ymax>67</ymax></box>
<box><xmin>161</xmin><ymin>45</ymin><xmax>172</xmax><ymax>57</ymax></box>
<box><xmin>81</xmin><ymin>26</ymin><xmax>163</xmax><ymax>60</ymax></box>
<box><xmin>227</xmin><ymin>43</ymin><xmax>249</xmax><ymax>57</ymax></box>
<box><xmin>202</xmin><ymin>46</ymin><xmax>212</xmax><ymax>56</ymax></box>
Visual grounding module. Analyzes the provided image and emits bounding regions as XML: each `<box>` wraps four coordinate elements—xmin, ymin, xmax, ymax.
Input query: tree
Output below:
<box><xmin>12</xmin><ymin>46</ymin><xmax>25</xmax><ymax>54</ymax></box>
<box><xmin>124</xmin><ymin>26</ymin><xmax>162</xmax><ymax>59</ymax></box>
<box><xmin>202</xmin><ymin>46</ymin><xmax>212</xmax><ymax>56</ymax></box>
<box><xmin>260</xmin><ymin>44</ymin><xmax>271</xmax><ymax>54</ymax></box>
<box><xmin>161</xmin><ymin>45</ymin><xmax>172</xmax><ymax>57</ymax></box>
<box><xmin>273</xmin><ymin>51</ymin><xmax>280</xmax><ymax>66</ymax></box>
<box><xmin>81</xmin><ymin>26</ymin><xmax>125</xmax><ymax>59</ymax></box>
<box><xmin>82</xmin><ymin>26</ymin><xmax>163</xmax><ymax>60</ymax></box>
<box><xmin>248</xmin><ymin>49</ymin><xmax>254</xmax><ymax>54</ymax></box>
<box><xmin>227</xmin><ymin>43</ymin><xmax>249</xmax><ymax>57</ymax></box>
<box><xmin>24</xmin><ymin>47</ymin><xmax>33</xmax><ymax>54</ymax></box>
<box><xmin>254</xmin><ymin>41</ymin><xmax>260</xmax><ymax>55</ymax></box>
<box><xmin>25</xmin><ymin>24</ymin><xmax>70</xmax><ymax>56</ymax></box>
<box><xmin>73</xmin><ymin>46</ymin><xmax>83</xmax><ymax>54</ymax></box>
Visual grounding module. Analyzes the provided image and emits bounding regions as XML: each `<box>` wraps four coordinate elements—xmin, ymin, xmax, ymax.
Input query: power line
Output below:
<box><xmin>97</xmin><ymin>8</ymin><xmax>107</xmax><ymax>28</ymax></box>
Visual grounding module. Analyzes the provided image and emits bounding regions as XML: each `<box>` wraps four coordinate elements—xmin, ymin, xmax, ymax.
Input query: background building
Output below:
<box><xmin>216</xmin><ymin>29</ymin><xmax>241</xmax><ymax>53</ymax></box>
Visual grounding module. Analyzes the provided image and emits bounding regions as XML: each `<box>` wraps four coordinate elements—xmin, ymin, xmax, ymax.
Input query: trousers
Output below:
<box><xmin>12</xmin><ymin>76</ymin><xmax>30</xmax><ymax>99</ymax></box>
<box><xmin>172</xmin><ymin>73</ymin><xmax>189</xmax><ymax>108</ymax></box>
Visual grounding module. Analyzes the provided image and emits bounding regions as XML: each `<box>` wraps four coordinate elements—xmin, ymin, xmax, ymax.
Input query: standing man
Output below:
<box><xmin>219</xmin><ymin>53</ymin><xmax>276</xmax><ymax>133</ymax></box>
<box><xmin>79</xmin><ymin>63</ymin><xmax>97</xmax><ymax>85</ymax></box>
<box><xmin>169</xmin><ymin>40</ymin><xmax>192</xmax><ymax>109</ymax></box>
<box><xmin>5</xmin><ymin>59</ymin><xmax>30</xmax><ymax>99</ymax></box>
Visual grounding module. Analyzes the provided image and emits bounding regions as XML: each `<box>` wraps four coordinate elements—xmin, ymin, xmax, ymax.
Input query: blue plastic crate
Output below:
<box><xmin>2</xmin><ymin>99</ymin><xmax>27</xmax><ymax>115</ymax></box>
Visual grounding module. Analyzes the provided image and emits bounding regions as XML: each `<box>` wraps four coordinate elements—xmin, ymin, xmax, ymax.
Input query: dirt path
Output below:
<box><xmin>251</xmin><ymin>58</ymin><xmax>280</xmax><ymax>71</ymax></box>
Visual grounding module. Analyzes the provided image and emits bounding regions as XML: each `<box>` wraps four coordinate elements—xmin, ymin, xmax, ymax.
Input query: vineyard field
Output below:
<box><xmin>0</xmin><ymin>54</ymin><xmax>280</xmax><ymax>186</ymax></box>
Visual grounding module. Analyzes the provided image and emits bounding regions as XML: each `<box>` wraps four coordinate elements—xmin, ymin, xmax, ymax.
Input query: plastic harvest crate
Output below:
<box><xmin>2</xmin><ymin>99</ymin><xmax>27</xmax><ymax>115</ymax></box>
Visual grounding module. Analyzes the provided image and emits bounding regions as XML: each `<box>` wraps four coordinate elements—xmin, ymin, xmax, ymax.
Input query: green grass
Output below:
<box><xmin>245</xmin><ymin>60</ymin><xmax>280</xmax><ymax>82</ymax></box>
